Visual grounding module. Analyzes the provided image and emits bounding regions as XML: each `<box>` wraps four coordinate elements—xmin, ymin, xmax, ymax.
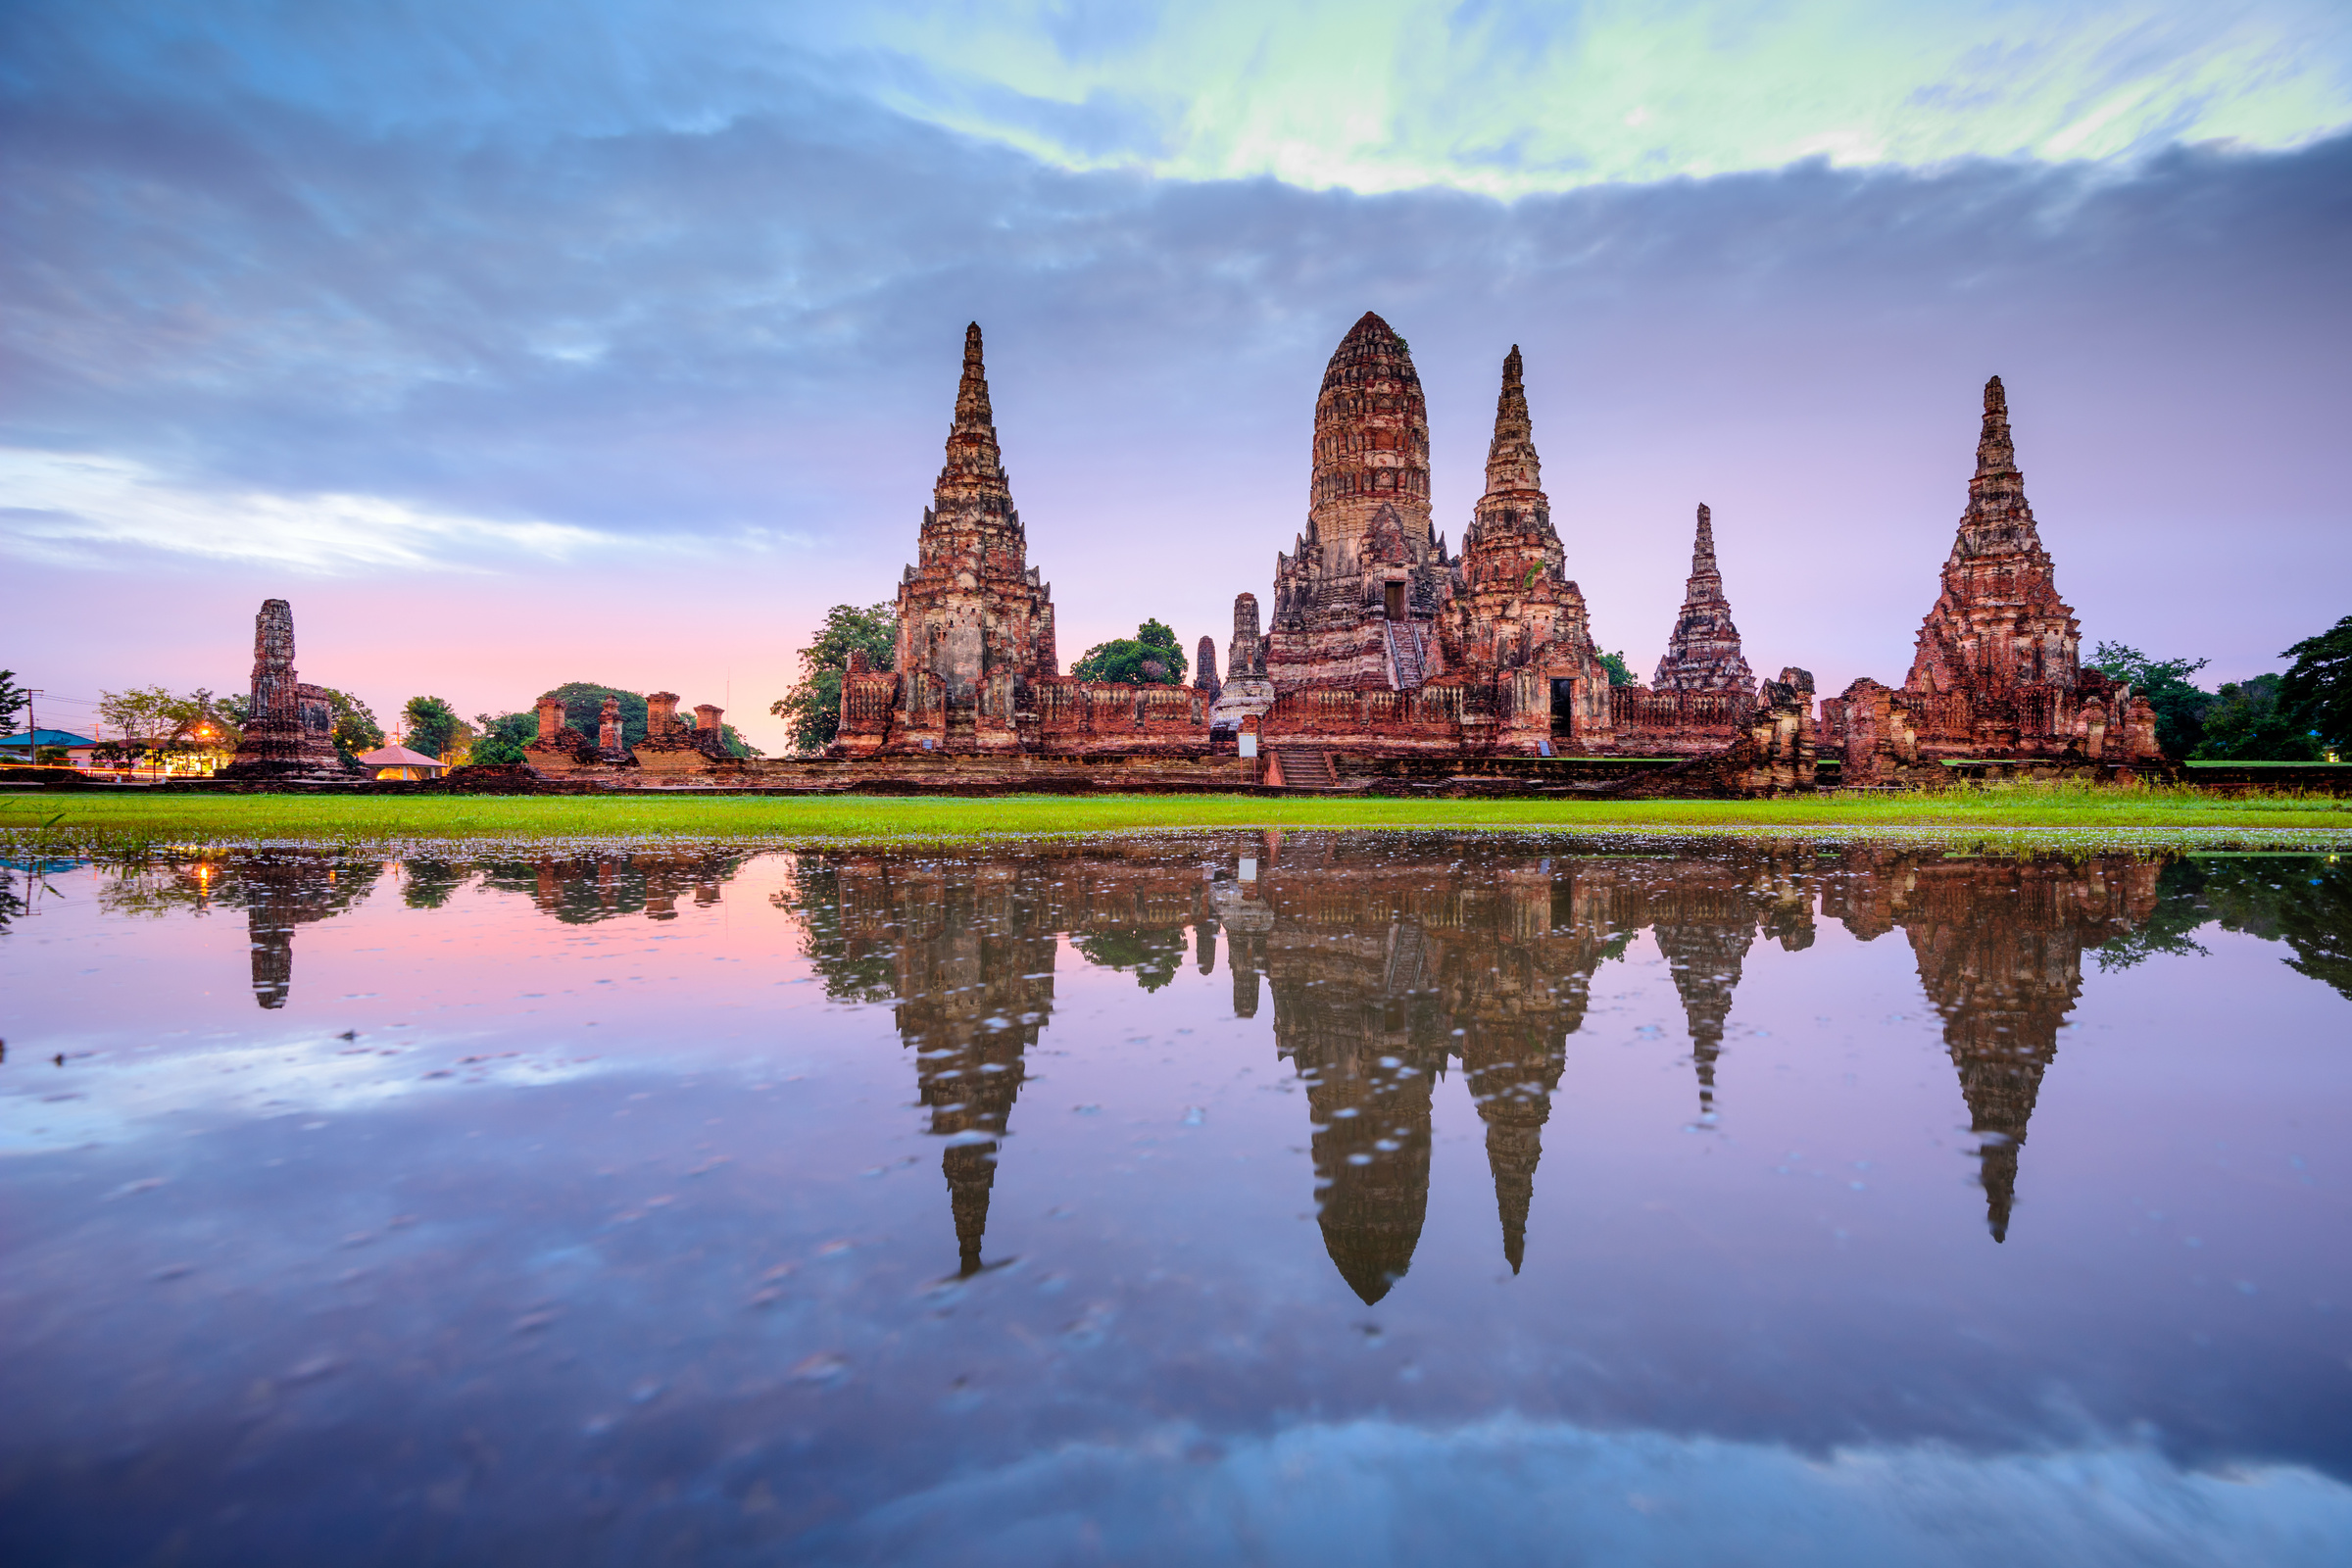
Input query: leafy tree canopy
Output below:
<box><xmin>2090</xmin><ymin>642</ymin><xmax>2213</xmax><ymax>759</ymax></box>
<box><xmin>1597</xmin><ymin>651</ymin><xmax>1637</xmax><ymax>687</ymax></box>
<box><xmin>770</xmin><ymin>604</ymin><xmax>898</xmax><ymax>756</ymax></box>
<box><xmin>321</xmin><ymin>690</ymin><xmax>384</xmax><ymax>763</ymax></box>
<box><xmin>100</xmin><ymin>686</ymin><xmax>243</xmax><ymax>754</ymax></box>
<box><xmin>1070</xmin><ymin>618</ymin><xmax>1185</xmax><ymax>686</ymax></box>
<box><xmin>2192</xmin><ymin>674</ymin><xmax>2324</xmax><ymax>761</ymax></box>
<box><xmin>470</xmin><ymin>710</ymin><xmax>536</xmax><ymax>766</ymax></box>
<box><xmin>402</xmin><ymin>695</ymin><xmax>466</xmax><ymax>760</ymax></box>
<box><xmin>1071</xmin><ymin>928</ymin><xmax>1187</xmax><ymax>992</ymax></box>
<box><xmin>2278</xmin><ymin>612</ymin><xmax>2352</xmax><ymax>755</ymax></box>
<box><xmin>0</xmin><ymin>669</ymin><xmax>29</xmax><ymax>734</ymax></box>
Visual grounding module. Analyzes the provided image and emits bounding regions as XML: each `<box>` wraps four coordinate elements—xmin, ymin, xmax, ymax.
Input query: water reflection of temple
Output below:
<box><xmin>787</xmin><ymin>840</ymin><xmax>2184</xmax><ymax>1289</ymax></box>
<box><xmin>477</xmin><ymin>850</ymin><xmax>750</xmax><ymax>924</ymax></box>
<box><xmin>1824</xmin><ymin>854</ymin><xmax>2160</xmax><ymax>1241</ymax></box>
<box><xmin>86</xmin><ymin>842</ymin><xmax>2219</xmax><ymax>1269</ymax></box>
<box><xmin>209</xmin><ymin>857</ymin><xmax>383</xmax><ymax>1008</ymax></box>
<box><xmin>787</xmin><ymin>851</ymin><xmax>1213</xmax><ymax>1274</ymax></box>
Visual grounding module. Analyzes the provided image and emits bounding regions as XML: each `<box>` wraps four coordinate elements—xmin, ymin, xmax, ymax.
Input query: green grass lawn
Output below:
<box><xmin>4</xmin><ymin>784</ymin><xmax>2350</xmax><ymax>855</ymax></box>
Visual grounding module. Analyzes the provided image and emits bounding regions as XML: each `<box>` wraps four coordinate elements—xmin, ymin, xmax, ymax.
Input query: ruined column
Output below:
<box><xmin>1207</xmin><ymin>591</ymin><xmax>1277</xmax><ymax>734</ymax></box>
<box><xmin>598</xmin><ymin>697</ymin><xmax>624</xmax><ymax>756</ymax></box>
<box><xmin>1194</xmin><ymin>636</ymin><xmax>1222</xmax><ymax>704</ymax></box>
<box><xmin>647</xmin><ymin>692</ymin><xmax>680</xmax><ymax>735</ymax></box>
<box><xmin>220</xmin><ymin>598</ymin><xmax>342</xmax><ymax>778</ymax></box>
<box><xmin>694</xmin><ymin>703</ymin><xmax>723</xmax><ymax>736</ymax></box>
<box><xmin>1231</xmin><ymin>592</ymin><xmax>1263</xmax><ymax>678</ymax></box>
<box><xmin>535</xmin><ymin>694</ymin><xmax>564</xmax><ymax>744</ymax></box>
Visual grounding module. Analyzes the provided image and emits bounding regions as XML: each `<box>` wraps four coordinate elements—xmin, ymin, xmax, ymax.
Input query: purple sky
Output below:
<box><xmin>4</xmin><ymin>2</ymin><xmax>2348</xmax><ymax>751</ymax></box>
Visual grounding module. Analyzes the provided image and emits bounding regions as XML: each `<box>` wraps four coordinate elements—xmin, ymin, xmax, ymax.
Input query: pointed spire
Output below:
<box><xmin>945</xmin><ymin>1141</ymin><xmax>997</xmax><ymax>1276</ymax></box>
<box><xmin>1975</xmin><ymin>374</ymin><xmax>2016</xmax><ymax>478</ymax></box>
<box><xmin>939</xmin><ymin>321</ymin><xmax>1006</xmax><ymax>490</ymax></box>
<box><xmin>1483</xmin><ymin>344</ymin><xmax>1541</xmax><ymax>496</ymax></box>
<box><xmin>1486</xmin><ymin>1121</ymin><xmax>1542</xmax><ymax>1274</ymax></box>
<box><xmin>1650</xmin><ymin>506</ymin><xmax>1753</xmax><ymax>692</ymax></box>
<box><xmin>1687</xmin><ymin>504</ymin><xmax>1722</xmax><ymax>599</ymax></box>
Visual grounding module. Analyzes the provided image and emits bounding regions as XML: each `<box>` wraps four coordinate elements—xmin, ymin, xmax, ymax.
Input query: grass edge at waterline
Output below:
<box><xmin>4</xmin><ymin>784</ymin><xmax>2351</xmax><ymax>858</ymax></box>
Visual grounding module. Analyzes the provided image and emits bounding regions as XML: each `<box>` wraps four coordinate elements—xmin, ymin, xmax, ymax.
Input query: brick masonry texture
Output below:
<box><xmin>1822</xmin><ymin>377</ymin><xmax>2163</xmax><ymax>782</ymax></box>
<box><xmin>220</xmin><ymin>599</ymin><xmax>355</xmax><ymax>781</ymax></box>
<box><xmin>1652</xmin><ymin>504</ymin><xmax>1755</xmax><ymax>695</ymax></box>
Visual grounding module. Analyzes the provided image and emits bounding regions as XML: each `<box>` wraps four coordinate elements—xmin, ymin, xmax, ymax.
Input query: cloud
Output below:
<box><xmin>12</xmin><ymin>3</ymin><xmax>2349</xmax><ymax>197</ymax></box>
<box><xmin>804</xmin><ymin>1</ymin><xmax>2352</xmax><ymax>193</ymax></box>
<box><xmin>820</xmin><ymin>1413</ymin><xmax>2352</xmax><ymax>1567</ymax></box>
<box><xmin>3</xmin><ymin>0</ymin><xmax>2348</xmax><ymax>742</ymax></box>
<box><xmin>0</xmin><ymin>450</ymin><xmax>618</xmax><ymax>573</ymax></box>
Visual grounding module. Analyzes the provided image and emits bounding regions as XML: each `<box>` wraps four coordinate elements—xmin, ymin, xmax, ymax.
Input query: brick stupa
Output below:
<box><xmin>218</xmin><ymin>598</ymin><xmax>349</xmax><ymax>780</ymax></box>
<box><xmin>1431</xmin><ymin>345</ymin><xmax>1614</xmax><ymax>749</ymax></box>
<box><xmin>880</xmin><ymin>322</ymin><xmax>1059</xmax><ymax>754</ymax></box>
<box><xmin>1822</xmin><ymin>373</ymin><xmax>2160</xmax><ymax>776</ymax></box>
<box><xmin>1651</xmin><ymin>504</ymin><xmax>1754</xmax><ymax>694</ymax></box>
<box><xmin>1906</xmin><ymin>376</ymin><xmax>2081</xmax><ymax>701</ymax></box>
<box><xmin>1267</xmin><ymin>313</ymin><xmax>1446</xmax><ymax>692</ymax></box>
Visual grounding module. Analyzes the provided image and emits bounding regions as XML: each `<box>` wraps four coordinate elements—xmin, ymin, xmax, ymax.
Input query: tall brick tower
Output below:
<box><xmin>1651</xmin><ymin>504</ymin><xmax>1755</xmax><ymax>693</ymax></box>
<box><xmin>1268</xmin><ymin>313</ymin><xmax>1450</xmax><ymax>691</ymax></box>
<box><xmin>1906</xmin><ymin>376</ymin><xmax>2081</xmax><ymax>700</ymax></box>
<box><xmin>1436</xmin><ymin>346</ymin><xmax>1612</xmax><ymax>751</ymax></box>
<box><xmin>886</xmin><ymin>323</ymin><xmax>1059</xmax><ymax>753</ymax></box>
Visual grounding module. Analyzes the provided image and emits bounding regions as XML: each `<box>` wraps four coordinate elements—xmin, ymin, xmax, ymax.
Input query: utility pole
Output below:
<box><xmin>23</xmin><ymin>688</ymin><xmax>41</xmax><ymax>766</ymax></box>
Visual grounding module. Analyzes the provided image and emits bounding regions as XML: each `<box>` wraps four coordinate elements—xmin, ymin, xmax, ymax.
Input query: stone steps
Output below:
<box><xmin>1271</xmin><ymin>748</ymin><xmax>1338</xmax><ymax>789</ymax></box>
<box><xmin>1386</xmin><ymin>622</ymin><xmax>1426</xmax><ymax>690</ymax></box>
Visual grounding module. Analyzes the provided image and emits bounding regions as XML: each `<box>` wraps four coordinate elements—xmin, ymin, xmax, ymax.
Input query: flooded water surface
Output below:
<box><xmin>4</xmin><ymin>834</ymin><xmax>2349</xmax><ymax>1566</ymax></box>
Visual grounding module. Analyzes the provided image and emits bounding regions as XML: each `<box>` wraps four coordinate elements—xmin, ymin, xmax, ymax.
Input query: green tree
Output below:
<box><xmin>2089</xmin><ymin>642</ymin><xmax>2212</xmax><ymax>759</ymax></box>
<box><xmin>770</xmin><ymin>604</ymin><xmax>898</xmax><ymax>755</ymax></box>
<box><xmin>99</xmin><ymin>685</ymin><xmax>182</xmax><ymax>744</ymax></box>
<box><xmin>0</xmin><ymin>669</ymin><xmax>29</xmax><ymax>735</ymax></box>
<box><xmin>2278</xmin><ymin>612</ymin><xmax>2352</xmax><ymax>757</ymax></box>
<box><xmin>1597</xmin><ymin>651</ymin><xmax>1637</xmax><ymax>687</ymax></box>
<box><xmin>2192</xmin><ymin>674</ymin><xmax>2324</xmax><ymax>761</ymax></box>
<box><xmin>403</xmin><ymin>695</ymin><xmax>463</xmax><ymax>760</ymax></box>
<box><xmin>470</xmin><ymin>710</ymin><xmax>536</xmax><ymax>765</ymax></box>
<box><xmin>1070</xmin><ymin>618</ymin><xmax>1185</xmax><ymax>685</ymax></box>
<box><xmin>322</xmin><ymin>689</ymin><xmax>383</xmax><ymax>763</ymax></box>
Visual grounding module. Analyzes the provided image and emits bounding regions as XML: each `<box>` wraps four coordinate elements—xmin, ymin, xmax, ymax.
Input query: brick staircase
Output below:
<box><xmin>1271</xmin><ymin>748</ymin><xmax>1337</xmax><ymax>789</ymax></box>
<box><xmin>1386</xmin><ymin>622</ymin><xmax>1426</xmax><ymax>690</ymax></box>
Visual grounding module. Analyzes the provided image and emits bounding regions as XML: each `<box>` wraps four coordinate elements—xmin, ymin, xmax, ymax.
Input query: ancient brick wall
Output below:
<box><xmin>1606</xmin><ymin>686</ymin><xmax>1755</xmax><ymax>755</ymax></box>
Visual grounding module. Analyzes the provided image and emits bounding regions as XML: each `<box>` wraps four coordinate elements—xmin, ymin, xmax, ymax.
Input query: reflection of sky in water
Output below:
<box><xmin>3</xmin><ymin>838</ymin><xmax>2348</xmax><ymax>1565</ymax></box>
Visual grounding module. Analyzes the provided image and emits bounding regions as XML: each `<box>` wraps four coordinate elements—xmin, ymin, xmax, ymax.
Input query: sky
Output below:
<box><xmin>4</xmin><ymin>1</ymin><xmax>2349</xmax><ymax>752</ymax></box>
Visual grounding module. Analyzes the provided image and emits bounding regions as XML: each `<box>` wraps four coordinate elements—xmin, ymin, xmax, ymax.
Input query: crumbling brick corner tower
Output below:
<box><xmin>838</xmin><ymin>323</ymin><xmax>1059</xmax><ymax>757</ymax></box>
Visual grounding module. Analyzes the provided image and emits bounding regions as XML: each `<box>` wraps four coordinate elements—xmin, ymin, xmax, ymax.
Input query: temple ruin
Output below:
<box><xmin>819</xmin><ymin>318</ymin><xmax>2164</xmax><ymax>790</ymax></box>
<box><xmin>832</xmin><ymin>323</ymin><xmax>1211</xmax><ymax>759</ymax></box>
<box><xmin>524</xmin><ymin>688</ymin><xmax>735</xmax><ymax>775</ymax></box>
<box><xmin>218</xmin><ymin>599</ymin><xmax>353</xmax><ymax>781</ymax></box>
<box><xmin>202</xmin><ymin>318</ymin><xmax>2170</xmax><ymax>798</ymax></box>
<box><xmin>1822</xmin><ymin>376</ymin><xmax>2161</xmax><ymax>780</ymax></box>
